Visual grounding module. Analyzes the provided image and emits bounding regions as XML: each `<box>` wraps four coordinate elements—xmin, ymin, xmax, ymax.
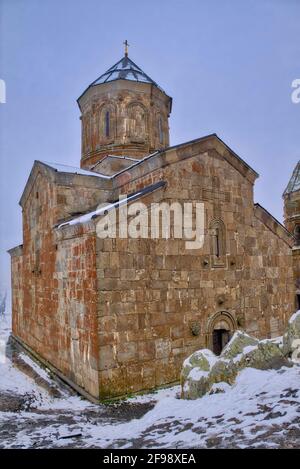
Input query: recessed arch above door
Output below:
<box><xmin>206</xmin><ymin>311</ymin><xmax>237</xmax><ymax>355</ymax></box>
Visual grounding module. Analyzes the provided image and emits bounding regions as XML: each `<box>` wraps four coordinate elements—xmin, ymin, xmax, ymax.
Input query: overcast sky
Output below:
<box><xmin>0</xmin><ymin>0</ymin><xmax>299</xmax><ymax>294</ymax></box>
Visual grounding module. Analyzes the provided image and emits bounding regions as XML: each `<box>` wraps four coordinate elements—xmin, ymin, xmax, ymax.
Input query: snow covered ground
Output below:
<box><xmin>0</xmin><ymin>313</ymin><xmax>300</xmax><ymax>449</ymax></box>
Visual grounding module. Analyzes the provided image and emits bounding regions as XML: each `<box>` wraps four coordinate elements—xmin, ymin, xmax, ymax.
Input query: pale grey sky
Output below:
<box><xmin>0</xmin><ymin>0</ymin><xmax>299</xmax><ymax>294</ymax></box>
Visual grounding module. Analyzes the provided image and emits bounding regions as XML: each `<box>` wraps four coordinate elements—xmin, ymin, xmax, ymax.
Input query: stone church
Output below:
<box><xmin>9</xmin><ymin>49</ymin><xmax>299</xmax><ymax>402</ymax></box>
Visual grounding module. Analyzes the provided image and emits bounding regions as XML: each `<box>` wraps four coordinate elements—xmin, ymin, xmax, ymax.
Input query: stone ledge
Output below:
<box><xmin>7</xmin><ymin>244</ymin><xmax>23</xmax><ymax>257</ymax></box>
<box><xmin>54</xmin><ymin>222</ymin><xmax>96</xmax><ymax>241</ymax></box>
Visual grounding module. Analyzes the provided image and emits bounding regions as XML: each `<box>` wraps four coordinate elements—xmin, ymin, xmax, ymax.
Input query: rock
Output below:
<box><xmin>180</xmin><ymin>348</ymin><xmax>217</xmax><ymax>382</ymax></box>
<box><xmin>180</xmin><ymin>315</ymin><xmax>298</xmax><ymax>400</ymax></box>
<box><xmin>262</xmin><ymin>336</ymin><xmax>283</xmax><ymax>349</ymax></box>
<box><xmin>221</xmin><ymin>330</ymin><xmax>259</xmax><ymax>360</ymax></box>
<box><xmin>181</xmin><ymin>349</ymin><xmax>217</xmax><ymax>399</ymax></box>
<box><xmin>181</xmin><ymin>329</ymin><xmax>293</xmax><ymax>400</ymax></box>
<box><xmin>209</xmin><ymin>358</ymin><xmax>238</xmax><ymax>385</ymax></box>
<box><xmin>235</xmin><ymin>341</ymin><xmax>291</xmax><ymax>371</ymax></box>
<box><xmin>182</xmin><ymin>357</ymin><xmax>237</xmax><ymax>400</ymax></box>
<box><xmin>282</xmin><ymin>311</ymin><xmax>300</xmax><ymax>358</ymax></box>
<box><xmin>182</xmin><ymin>368</ymin><xmax>211</xmax><ymax>400</ymax></box>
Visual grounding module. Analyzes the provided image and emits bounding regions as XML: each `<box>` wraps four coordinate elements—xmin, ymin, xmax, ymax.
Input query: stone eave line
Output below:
<box><xmin>54</xmin><ymin>220</ymin><xmax>96</xmax><ymax>241</ymax></box>
<box><xmin>283</xmin><ymin>187</ymin><xmax>300</xmax><ymax>198</ymax></box>
<box><xmin>285</xmin><ymin>214</ymin><xmax>300</xmax><ymax>221</ymax></box>
<box><xmin>7</xmin><ymin>244</ymin><xmax>23</xmax><ymax>257</ymax></box>
<box><xmin>77</xmin><ymin>79</ymin><xmax>172</xmax><ymax>113</ymax></box>
<box><xmin>254</xmin><ymin>203</ymin><xmax>294</xmax><ymax>247</ymax></box>
<box><xmin>77</xmin><ymin>71</ymin><xmax>172</xmax><ymax>111</ymax></box>
<box><xmin>112</xmin><ymin>134</ymin><xmax>259</xmax><ymax>191</ymax></box>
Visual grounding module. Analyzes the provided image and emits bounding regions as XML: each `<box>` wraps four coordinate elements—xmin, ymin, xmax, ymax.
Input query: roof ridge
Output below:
<box><xmin>110</xmin><ymin>134</ymin><xmax>258</xmax><ymax>182</ymax></box>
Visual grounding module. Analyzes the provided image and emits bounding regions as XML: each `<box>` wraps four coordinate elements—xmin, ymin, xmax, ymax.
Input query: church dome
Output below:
<box><xmin>78</xmin><ymin>47</ymin><xmax>172</xmax><ymax>170</ymax></box>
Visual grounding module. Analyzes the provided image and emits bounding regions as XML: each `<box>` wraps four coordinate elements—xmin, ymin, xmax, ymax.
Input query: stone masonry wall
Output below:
<box><xmin>55</xmin><ymin>174</ymin><xmax>113</xmax><ymax>225</ymax></box>
<box><xmin>10</xmin><ymin>247</ymin><xmax>23</xmax><ymax>337</ymax></box>
<box><xmin>54</xmin><ymin>224</ymin><xmax>99</xmax><ymax>397</ymax></box>
<box><xmin>12</xmin><ymin>167</ymin><xmax>101</xmax><ymax>399</ymax></box>
<box><xmin>96</xmin><ymin>146</ymin><xmax>294</xmax><ymax>398</ymax></box>
<box><xmin>10</xmin><ymin>146</ymin><xmax>295</xmax><ymax>401</ymax></box>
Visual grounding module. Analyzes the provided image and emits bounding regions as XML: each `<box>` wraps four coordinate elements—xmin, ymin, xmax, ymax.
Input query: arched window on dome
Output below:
<box><xmin>83</xmin><ymin>114</ymin><xmax>91</xmax><ymax>151</ymax></box>
<box><xmin>104</xmin><ymin>111</ymin><xmax>110</xmax><ymax>137</ymax></box>
<box><xmin>158</xmin><ymin>116</ymin><xmax>163</xmax><ymax>145</ymax></box>
<box><xmin>99</xmin><ymin>104</ymin><xmax>116</xmax><ymax>142</ymax></box>
<box><xmin>294</xmin><ymin>225</ymin><xmax>300</xmax><ymax>246</ymax></box>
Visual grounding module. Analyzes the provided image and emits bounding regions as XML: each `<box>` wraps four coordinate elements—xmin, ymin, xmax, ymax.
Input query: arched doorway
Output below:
<box><xmin>206</xmin><ymin>311</ymin><xmax>237</xmax><ymax>356</ymax></box>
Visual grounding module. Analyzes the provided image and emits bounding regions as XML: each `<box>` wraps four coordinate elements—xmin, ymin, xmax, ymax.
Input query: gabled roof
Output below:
<box><xmin>111</xmin><ymin>134</ymin><xmax>259</xmax><ymax>186</ymax></box>
<box><xmin>283</xmin><ymin>161</ymin><xmax>300</xmax><ymax>196</ymax></box>
<box><xmin>19</xmin><ymin>161</ymin><xmax>112</xmax><ymax>208</ymax></box>
<box><xmin>254</xmin><ymin>203</ymin><xmax>294</xmax><ymax>247</ymax></box>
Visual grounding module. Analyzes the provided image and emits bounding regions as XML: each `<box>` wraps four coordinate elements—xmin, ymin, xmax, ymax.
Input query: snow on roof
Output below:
<box><xmin>57</xmin><ymin>180</ymin><xmax>166</xmax><ymax>229</ymax></box>
<box><xmin>41</xmin><ymin>161</ymin><xmax>112</xmax><ymax>180</ymax></box>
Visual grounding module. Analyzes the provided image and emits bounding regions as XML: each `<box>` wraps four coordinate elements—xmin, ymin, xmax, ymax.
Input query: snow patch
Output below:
<box><xmin>289</xmin><ymin>310</ymin><xmax>300</xmax><ymax>324</ymax></box>
<box><xmin>188</xmin><ymin>368</ymin><xmax>209</xmax><ymax>381</ymax></box>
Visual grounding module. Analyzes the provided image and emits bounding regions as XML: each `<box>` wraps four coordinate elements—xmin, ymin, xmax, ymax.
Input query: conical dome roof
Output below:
<box><xmin>284</xmin><ymin>161</ymin><xmax>300</xmax><ymax>195</ymax></box>
<box><xmin>91</xmin><ymin>55</ymin><xmax>160</xmax><ymax>88</ymax></box>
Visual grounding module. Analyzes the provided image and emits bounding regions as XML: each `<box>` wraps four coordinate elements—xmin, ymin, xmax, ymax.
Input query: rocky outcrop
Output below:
<box><xmin>221</xmin><ymin>331</ymin><xmax>258</xmax><ymax>360</ymax></box>
<box><xmin>236</xmin><ymin>341</ymin><xmax>289</xmax><ymax>371</ymax></box>
<box><xmin>283</xmin><ymin>311</ymin><xmax>300</xmax><ymax>358</ymax></box>
<box><xmin>181</xmin><ymin>321</ymin><xmax>297</xmax><ymax>400</ymax></box>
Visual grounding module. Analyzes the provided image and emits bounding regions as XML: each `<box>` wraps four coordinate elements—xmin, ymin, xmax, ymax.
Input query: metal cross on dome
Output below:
<box><xmin>123</xmin><ymin>40</ymin><xmax>129</xmax><ymax>57</ymax></box>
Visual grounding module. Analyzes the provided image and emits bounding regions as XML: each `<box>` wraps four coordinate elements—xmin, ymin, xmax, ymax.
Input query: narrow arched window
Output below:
<box><xmin>294</xmin><ymin>225</ymin><xmax>300</xmax><ymax>246</ymax></box>
<box><xmin>158</xmin><ymin>116</ymin><xmax>163</xmax><ymax>144</ymax></box>
<box><xmin>212</xmin><ymin>224</ymin><xmax>225</xmax><ymax>257</ymax></box>
<box><xmin>214</xmin><ymin>227</ymin><xmax>221</xmax><ymax>257</ymax></box>
<box><xmin>105</xmin><ymin>111</ymin><xmax>110</xmax><ymax>137</ymax></box>
<box><xmin>210</xmin><ymin>219</ymin><xmax>226</xmax><ymax>265</ymax></box>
